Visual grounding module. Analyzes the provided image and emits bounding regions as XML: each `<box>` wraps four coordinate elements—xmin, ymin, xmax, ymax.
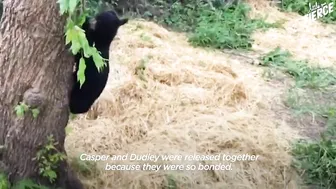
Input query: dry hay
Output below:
<box><xmin>65</xmin><ymin>19</ymin><xmax>301</xmax><ymax>189</ymax></box>
<box><xmin>250</xmin><ymin>0</ymin><xmax>336</xmax><ymax>68</ymax></box>
<box><xmin>65</xmin><ymin>5</ymin><xmax>304</xmax><ymax>189</ymax></box>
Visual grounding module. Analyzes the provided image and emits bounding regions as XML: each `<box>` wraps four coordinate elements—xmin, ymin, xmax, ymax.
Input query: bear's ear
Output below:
<box><xmin>89</xmin><ymin>18</ymin><xmax>97</xmax><ymax>30</ymax></box>
<box><xmin>119</xmin><ymin>18</ymin><xmax>128</xmax><ymax>26</ymax></box>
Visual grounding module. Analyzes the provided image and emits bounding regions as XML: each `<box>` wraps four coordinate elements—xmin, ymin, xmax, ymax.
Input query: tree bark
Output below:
<box><xmin>0</xmin><ymin>0</ymin><xmax>83</xmax><ymax>188</ymax></box>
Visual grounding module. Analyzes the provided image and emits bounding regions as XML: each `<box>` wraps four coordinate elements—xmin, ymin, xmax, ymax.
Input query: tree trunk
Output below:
<box><xmin>0</xmin><ymin>0</ymin><xmax>83</xmax><ymax>188</ymax></box>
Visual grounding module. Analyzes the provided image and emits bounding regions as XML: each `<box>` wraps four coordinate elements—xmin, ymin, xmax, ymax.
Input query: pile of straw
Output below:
<box><xmin>64</xmin><ymin>1</ymin><xmax>336</xmax><ymax>188</ymax></box>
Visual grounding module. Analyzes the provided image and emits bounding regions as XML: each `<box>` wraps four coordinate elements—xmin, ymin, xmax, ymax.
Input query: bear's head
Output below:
<box><xmin>89</xmin><ymin>10</ymin><xmax>128</xmax><ymax>48</ymax></box>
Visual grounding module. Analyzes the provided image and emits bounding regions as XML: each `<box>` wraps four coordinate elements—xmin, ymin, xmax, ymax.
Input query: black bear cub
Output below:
<box><xmin>69</xmin><ymin>10</ymin><xmax>128</xmax><ymax>114</ymax></box>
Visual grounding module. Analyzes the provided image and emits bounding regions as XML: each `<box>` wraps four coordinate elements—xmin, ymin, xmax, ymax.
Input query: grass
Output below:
<box><xmin>260</xmin><ymin>47</ymin><xmax>336</xmax><ymax>189</ymax></box>
<box><xmin>83</xmin><ymin>1</ymin><xmax>282</xmax><ymax>51</ymax></box>
<box><xmin>285</xmin><ymin>88</ymin><xmax>336</xmax><ymax>118</ymax></box>
<box><xmin>292</xmin><ymin>134</ymin><xmax>336</xmax><ymax>189</ymax></box>
<box><xmin>260</xmin><ymin>47</ymin><xmax>336</xmax><ymax>89</ymax></box>
<box><xmin>161</xmin><ymin>1</ymin><xmax>281</xmax><ymax>50</ymax></box>
<box><xmin>281</xmin><ymin>0</ymin><xmax>336</xmax><ymax>24</ymax></box>
<box><xmin>260</xmin><ymin>47</ymin><xmax>336</xmax><ymax>118</ymax></box>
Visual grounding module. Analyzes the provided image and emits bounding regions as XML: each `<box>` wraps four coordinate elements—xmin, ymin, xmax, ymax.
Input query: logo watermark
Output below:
<box><xmin>304</xmin><ymin>2</ymin><xmax>334</xmax><ymax>20</ymax></box>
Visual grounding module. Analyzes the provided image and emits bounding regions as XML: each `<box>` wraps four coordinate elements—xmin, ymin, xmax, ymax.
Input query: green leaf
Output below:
<box><xmin>71</xmin><ymin>43</ymin><xmax>81</xmax><ymax>55</ymax></box>
<box><xmin>14</xmin><ymin>103</ymin><xmax>29</xmax><ymax>117</ymax></box>
<box><xmin>65</xmin><ymin>26</ymin><xmax>85</xmax><ymax>54</ymax></box>
<box><xmin>92</xmin><ymin>48</ymin><xmax>105</xmax><ymax>72</ymax></box>
<box><xmin>74</xmin><ymin>25</ymin><xmax>85</xmax><ymax>34</ymax></box>
<box><xmin>45</xmin><ymin>144</ymin><xmax>55</xmax><ymax>151</ymax></box>
<box><xmin>14</xmin><ymin>105</ymin><xmax>25</xmax><ymax>117</ymax></box>
<box><xmin>65</xmin><ymin>18</ymin><xmax>75</xmax><ymax>32</ymax></box>
<box><xmin>31</xmin><ymin>108</ymin><xmax>40</xmax><ymax>118</ymax></box>
<box><xmin>57</xmin><ymin>0</ymin><xmax>69</xmax><ymax>15</ymax></box>
<box><xmin>77</xmin><ymin>30</ymin><xmax>91</xmax><ymax>58</ymax></box>
<box><xmin>46</xmin><ymin>170</ymin><xmax>57</xmax><ymax>182</ymax></box>
<box><xmin>65</xmin><ymin>27</ymin><xmax>76</xmax><ymax>46</ymax></box>
<box><xmin>82</xmin><ymin>44</ymin><xmax>92</xmax><ymax>58</ymax></box>
<box><xmin>70</xmin><ymin>26</ymin><xmax>86</xmax><ymax>54</ymax></box>
<box><xmin>78</xmin><ymin>13</ymin><xmax>88</xmax><ymax>26</ymax></box>
<box><xmin>68</xmin><ymin>0</ymin><xmax>79</xmax><ymax>14</ymax></box>
<box><xmin>77</xmin><ymin>57</ymin><xmax>86</xmax><ymax>87</ymax></box>
<box><xmin>66</xmin><ymin>17</ymin><xmax>75</xmax><ymax>28</ymax></box>
<box><xmin>65</xmin><ymin>31</ymin><xmax>73</xmax><ymax>45</ymax></box>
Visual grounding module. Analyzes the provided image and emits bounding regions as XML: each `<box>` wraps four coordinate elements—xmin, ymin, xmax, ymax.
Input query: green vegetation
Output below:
<box><xmin>11</xmin><ymin>179</ymin><xmax>50</xmax><ymax>189</ymax></box>
<box><xmin>83</xmin><ymin>1</ymin><xmax>282</xmax><ymax>51</ymax></box>
<box><xmin>58</xmin><ymin>0</ymin><xmax>107</xmax><ymax>87</ymax></box>
<box><xmin>35</xmin><ymin>135</ymin><xmax>67</xmax><ymax>183</ymax></box>
<box><xmin>261</xmin><ymin>47</ymin><xmax>336</xmax><ymax>89</ymax></box>
<box><xmin>86</xmin><ymin>0</ymin><xmax>281</xmax><ymax>50</ymax></box>
<box><xmin>260</xmin><ymin>47</ymin><xmax>336</xmax><ymax>117</ymax></box>
<box><xmin>292</xmin><ymin>134</ymin><xmax>336</xmax><ymax>189</ymax></box>
<box><xmin>281</xmin><ymin>0</ymin><xmax>336</xmax><ymax>24</ymax></box>
<box><xmin>0</xmin><ymin>173</ymin><xmax>9</xmax><ymax>189</ymax></box>
<box><xmin>260</xmin><ymin>47</ymin><xmax>336</xmax><ymax>189</ymax></box>
<box><xmin>14</xmin><ymin>102</ymin><xmax>40</xmax><ymax>119</ymax></box>
<box><xmin>163</xmin><ymin>1</ymin><xmax>280</xmax><ymax>50</ymax></box>
<box><xmin>1</xmin><ymin>137</ymin><xmax>66</xmax><ymax>188</ymax></box>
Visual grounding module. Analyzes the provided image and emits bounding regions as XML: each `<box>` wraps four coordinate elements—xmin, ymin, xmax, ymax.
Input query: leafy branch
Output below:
<box><xmin>57</xmin><ymin>0</ymin><xmax>106</xmax><ymax>87</ymax></box>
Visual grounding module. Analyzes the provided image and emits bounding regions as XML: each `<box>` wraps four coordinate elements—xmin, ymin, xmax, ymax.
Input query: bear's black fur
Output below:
<box><xmin>69</xmin><ymin>10</ymin><xmax>128</xmax><ymax>114</ymax></box>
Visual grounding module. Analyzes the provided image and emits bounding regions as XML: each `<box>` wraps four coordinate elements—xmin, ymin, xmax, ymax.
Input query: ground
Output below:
<box><xmin>64</xmin><ymin>3</ymin><xmax>336</xmax><ymax>189</ymax></box>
